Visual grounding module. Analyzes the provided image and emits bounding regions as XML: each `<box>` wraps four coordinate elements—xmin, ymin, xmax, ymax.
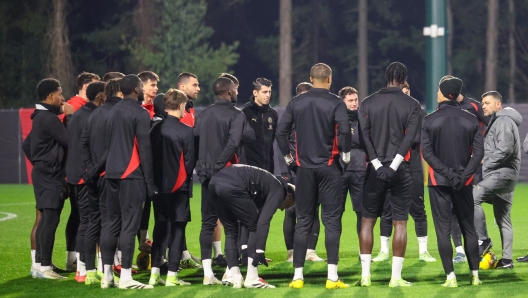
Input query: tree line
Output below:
<box><xmin>1</xmin><ymin>0</ymin><xmax>527</xmax><ymax>108</ymax></box>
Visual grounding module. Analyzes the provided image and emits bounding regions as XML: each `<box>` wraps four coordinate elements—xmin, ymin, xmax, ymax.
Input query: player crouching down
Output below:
<box><xmin>209</xmin><ymin>164</ymin><xmax>295</xmax><ymax>289</ymax></box>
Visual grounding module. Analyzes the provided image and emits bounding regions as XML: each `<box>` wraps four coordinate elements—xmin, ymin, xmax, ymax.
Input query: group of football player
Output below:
<box><xmin>24</xmin><ymin>60</ymin><xmax>523</xmax><ymax>290</ymax></box>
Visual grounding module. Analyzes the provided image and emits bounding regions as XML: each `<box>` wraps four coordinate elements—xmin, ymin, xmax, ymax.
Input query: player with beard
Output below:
<box><xmin>23</xmin><ymin>78</ymin><xmax>74</xmax><ymax>279</ymax></box>
<box><xmin>194</xmin><ymin>77</ymin><xmax>245</xmax><ymax>285</ymax></box>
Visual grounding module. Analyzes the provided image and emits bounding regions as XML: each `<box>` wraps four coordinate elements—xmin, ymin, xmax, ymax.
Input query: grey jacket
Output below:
<box><xmin>480</xmin><ymin>107</ymin><xmax>522</xmax><ymax>194</ymax></box>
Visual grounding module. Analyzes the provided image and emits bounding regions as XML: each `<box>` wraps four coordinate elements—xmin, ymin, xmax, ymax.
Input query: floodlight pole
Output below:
<box><xmin>424</xmin><ymin>0</ymin><xmax>447</xmax><ymax>113</ymax></box>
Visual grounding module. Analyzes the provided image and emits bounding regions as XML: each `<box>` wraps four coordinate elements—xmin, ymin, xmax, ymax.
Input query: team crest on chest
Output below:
<box><xmin>268</xmin><ymin>117</ymin><xmax>273</xmax><ymax>130</ymax></box>
<box><xmin>351</xmin><ymin>127</ymin><xmax>355</xmax><ymax>135</ymax></box>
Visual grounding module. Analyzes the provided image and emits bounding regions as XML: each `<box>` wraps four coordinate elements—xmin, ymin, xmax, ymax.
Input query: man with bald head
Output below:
<box><xmin>277</xmin><ymin>63</ymin><xmax>351</xmax><ymax>289</ymax></box>
<box><xmin>194</xmin><ymin>77</ymin><xmax>245</xmax><ymax>285</ymax></box>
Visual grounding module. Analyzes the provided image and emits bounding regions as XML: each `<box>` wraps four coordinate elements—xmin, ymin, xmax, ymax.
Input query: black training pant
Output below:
<box><xmin>71</xmin><ymin>184</ymin><xmax>90</xmax><ymax>262</ymax></box>
<box><xmin>379</xmin><ymin>171</ymin><xmax>428</xmax><ymax>237</ymax></box>
<box><xmin>342</xmin><ymin>171</ymin><xmax>365</xmax><ymax>235</ymax></box>
<box><xmin>429</xmin><ymin>186</ymin><xmax>479</xmax><ymax>274</ymax></box>
<box><xmin>209</xmin><ymin>182</ymin><xmax>259</xmax><ymax>268</ymax></box>
<box><xmin>283</xmin><ymin>207</ymin><xmax>320</xmax><ymax>250</ymax></box>
<box><xmin>138</xmin><ymin>196</ymin><xmax>152</xmax><ymax>237</ymax></box>
<box><xmin>451</xmin><ymin>214</ymin><xmax>463</xmax><ymax>247</ymax></box>
<box><xmin>66</xmin><ymin>185</ymin><xmax>81</xmax><ymax>252</ymax></box>
<box><xmin>37</xmin><ymin>208</ymin><xmax>62</xmax><ymax>266</ymax></box>
<box><xmin>199</xmin><ymin>184</ymin><xmax>218</xmax><ymax>260</ymax></box>
<box><xmin>101</xmin><ymin>178</ymin><xmax>146</xmax><ymax>268</ymax></box>
<box><xmin>294</xmin><ymin>164</ymin><xmax>343</xmax><ymax>267</ymax></box>
<box><xmin>84</xmin><ymin>177</ymin><xmax>105</xmax><ymax>270</ymax></box>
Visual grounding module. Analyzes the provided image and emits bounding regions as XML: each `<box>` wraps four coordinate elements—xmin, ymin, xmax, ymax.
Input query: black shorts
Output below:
<box><xmin>32</xmin><ymin>164</ymin><xmax>64</xmax><ymax>210</ymax></box>
<box><xmin>362</xmin><ymin>162</ymin><xmax>413</xmax><ymax>221</ymax></box>
<box><xmin>153</xmin><ymin>192</ymin><xmax>190</xmax><ymax>222</ymax></box>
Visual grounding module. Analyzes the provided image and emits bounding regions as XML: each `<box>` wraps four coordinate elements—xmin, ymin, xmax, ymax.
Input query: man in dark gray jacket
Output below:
<box><xmin>474</xmin><ymin>91</ymin><xmax>522</xmax><ymax>269</ymax></box>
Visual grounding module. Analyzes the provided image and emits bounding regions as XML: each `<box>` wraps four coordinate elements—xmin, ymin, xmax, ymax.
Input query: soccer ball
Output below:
<box><xmin>136</xmin><ymin>251</ymin><xmax>151</xmax><ymax>271</ymax></box>
<box><xmin>479</xmin><ymin>251</ymin><xmax>498</xmax><ymax>270</ymax></box>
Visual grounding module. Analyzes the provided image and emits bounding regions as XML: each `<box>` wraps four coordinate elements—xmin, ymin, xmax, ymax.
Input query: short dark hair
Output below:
<box><xmin>120</xmin><ymin>74</ymin><xmax>142</xmax><ymax>96</ymax></box>
<box><xmin>76</xmin><ymin>72</ymin><xmax>100</xmax><ymax>91</ymax></box>
<box><xmin>219</xmin><ymin>73</ymin><xmax>239</xmax><ymax>86</ymax></box>
<box><xmin>253</xmin><ymin>78</ymin><xmax>272</xmax><ymax>91</ymax></box>
<box><xmin>36</xmin><ymin>78</ymin><xmax>61</xmax><ymax>101</ymax></box>
<box><xmin>310</xmin><ymin>63</ymin><xmax>332</xmax><ymax>81</ymax></box>
<box><xmin>338</xmin><ymin>86</ymin><xmax>358</xmax><ymax>99</ymax></box>
<box><xmin>138</xmin><ymin>71</ymin><xmax>159</xmax><ymax>83</ymax></box>
<box><xmin>296</xmin><ymin>82</ymin><xmax>312</xmax><ymax>95</ymax></box>
<box><xmin>384</xmin><ymin>62</ymin><xmax>407</xmax><ymax>85</ymax></box>
<box><xmin>164</xmin><ymin>88</ymin><xmax>188</xmax><ymax>110</ymax></box>
<box><xmin>482</xmin><ymin>91</ymin><xmax>502</xmax><ymax>102</ymax></box>
<box><xmin>105</xmin><ymin>78</ymin><xmax>121</xmax><ymax>98</ymax></box>
<box><xmin>102</xmin><ymin>72</ymin><xmax>125</xmax><ymax>82</ymax></box>
<box><xmin>86</xmin><ymin>81</ymin><xmax>106</xmax><ymax>102</ymax></box>
<box><xmin>213</xmin><ymin>77</ymin><xmax>234</xmax><ymax>96</ymax></box>
<box><xmin>176</xmin><ymin>72</ymin><xmax>198</xmax><ymax>87</ymax></box>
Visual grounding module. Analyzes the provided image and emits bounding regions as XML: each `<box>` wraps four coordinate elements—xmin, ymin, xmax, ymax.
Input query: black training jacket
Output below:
<box><xmin>276</xmin><ymin>88</ymin><xmax>351</xmax><ymax>168</ymax></box>
<box><xmin>421</xmin><ymin>100</ymin><xmax>484</xmax><ymax>186</ymax></box>
<box><xmin>150</xmin><ymin>115</ymin><xmax>194</xmax><ymax>194</ymax></box>
<box><xmin>344</xmin><ymin>110</ymin><xmax>367</xmax><ymax>172</ymax></box>
<box><xmin>358</xmin><ymin>87</ymin><xmax>422</xmax><ymax>163</ymax></box>
<box><xmin>241</xmin><ymin>97</ymin><xmax>278</xmax><ymax>173</ymax></box>
<box><xmin>194</xmin><ymin>99</ymin><xmax>245</xmax><ymax>181</ymax></box>
<box><xmin>23</xmin><ymin>103</ymin><xmax>69</xmax><ymax>176</ymax></box>
<box><xmin>210</xmin><ymin>164</ymin><xmax>287</xmax><ymax>251</ymax></box>
<box><xmin>81</xmin><ymin>97</ymin><xmax>121</xmax><ymax>176</ymax></box>
<box><xmin>66</xmin><ymin>102</ymin><xmax>97</xmax><ymax>184</ymax></box>
<box><xmin>409</xmin><ymin>108</ymin><xmax>427</xmax><ymax>172</ymax></box>
<box><xmin>104</xmin><ymin>98</ymin><xmax>154</xmax><ymax>188</ymax></box>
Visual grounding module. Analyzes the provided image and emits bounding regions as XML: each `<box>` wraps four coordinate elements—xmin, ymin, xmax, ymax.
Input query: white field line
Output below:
<box><xmin>0</xmin><ymin>212</ymin><xmax>17</xmax><ymax>221</ymax></box>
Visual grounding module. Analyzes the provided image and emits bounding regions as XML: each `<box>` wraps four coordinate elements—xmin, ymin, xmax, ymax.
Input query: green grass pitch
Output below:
<box><xmin>1</xmin><ymin>183</ymin><xmax>528</xmax><ymax>297</ymax></box>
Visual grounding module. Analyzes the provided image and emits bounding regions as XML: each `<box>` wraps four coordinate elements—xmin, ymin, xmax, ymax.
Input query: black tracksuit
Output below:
<box><xmin>341</xmin><ymin>110</ymin><xmax>367</xmax><ymax>235</ymax></box>
<box><xmin>241</xmin><ymin>97</ymin><xmax>278</xmax><ymax>173</ymax></box>
<box><xmin>194</xmin><ymin>98</ymin><xmax>245</xmax><ymax>260</ymax></box>
<box><xmin>380</xmin><ymin>108</ymin><xmax>428</xmax><ymax>238</ymax></box>
<box><xmin>276</xmin><ymin>88</ymin><xmax>351</xmax><ymax>267</ymax></box>
<box><xmin>66</xmin><ymin>102</ymin><xmax>97</xmax><ymax>264</ymax></box>
<box><xmin>209</xmin><ymin>165</ymin><xmax>287</xmax><ymax>268</ymax></box>
<box><xmin>421</xmin><ymin>100</ymin><xmax>484</xmax><ymax>274</ymax></box>
<box><xmin>277</xmin><ymin>126</ymin><xmax>321</xmax><ymax>252</ymax></box>
<box><xmin>150</xmin><ymin>115</ymin><xmax>194</xmax><ymax>272</ymax></box>
<box><xmin>80</xmin><ymin>97</ymin><xmax>120</xmax><ymax>269</ymax></box>
<box><xmin>22</xmin><ymin>103</ymin><xmax>69</xmax><ymax>267</ymax></box>
<box><xmin>450</xmin><ymin>95</ymin><xmax>490</xmax><ymax>247</ymax></box>
<box><xmin>100</xmin><ymin>97</ymin><xmax>155</xmax><ymax>269</ymax></box>
<box><xmin>358</xmin><ymin>87</ymin><xmax>422</xmax><ymax>221</ymax></box>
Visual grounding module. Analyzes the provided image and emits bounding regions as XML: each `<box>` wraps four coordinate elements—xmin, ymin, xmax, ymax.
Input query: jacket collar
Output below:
<box><xmin>247</xmin><ymin>96</ymin><xmax>270</xmax><ymax>113</ymax></box>
<box><xmin>438</xmin><ymin>100</ymin><xmax>461</xmax><ymax>109</ymax></box>
<box><xmin>35</xmin><ymin>103</ymin><xmax>61</xmax><ymax>115</ymax></box>
<box><xmin>84</xmin><ymin>102</ymin><xmax>97</xmax><ymax>110</ymax></box>
<box><xmin>214</xmin><ymin>98</ymin><xmax>232</xmax><ymax>105</ymax></box>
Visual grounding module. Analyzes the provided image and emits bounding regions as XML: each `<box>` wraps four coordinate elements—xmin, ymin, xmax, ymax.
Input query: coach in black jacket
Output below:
<box><xmin>421</xmin><ymin>76</ymin><xmax>483</xmax><ymax>286</ymax></box>
<box><xmin>277</xmin><ymin>63</ymin><xmax>351</xmax><ymax>289</ymax></box>
<box><xmin>194</xmin><ymin>77</ymin><xmax>245</xmax><ymax>284</ymax></box>
<box><xmin>241</xmin><ymin>78</ymin><xmax>278</xmax><ymax>173</ymax></box>
<box><xmin>23</xmin><ymin>78</ymin><xmax>73</xmax><ymax>279</ymax></box>
<box><xmin>80</xmin><ymin>78</ymin><xmax>122</xmax><ymax>277</ymax></box>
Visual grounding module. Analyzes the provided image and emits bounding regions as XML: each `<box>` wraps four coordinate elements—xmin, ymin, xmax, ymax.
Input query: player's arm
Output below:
<box><xmin>80</xmin><ymin>122</ymin><xmax>94</xmax><ymax>171</ymax></box>
<box><xmin>461</xmin><ymin>125</ymin><xmax>484</xmax><ymax>181</ymax></box>
<box><xmin>46</xmin><ymin>114</ymin><xmax>69</xmax><ymax>147</ymax></box>
<box><xmin>22</xmin><ymin>132</ymin><xmax>32</xmax><ymax>162</ymax></box>
<box><xmin>392</xmin><ymin>103</ymin><xmax>422</xmax><ymax>170</ymax></box>
<box><xmin>420</xmin><ymin>119</ymin><xmax>453</xmax><ymax>178</ymax></box>
<box><xmin>136</xmin><ymin>111</ymin><xmax>156</xmax><ymax>195</ymax></box>
<box><xmin>276</xmin><ymin>102</ymin><xmax>294</xmax><ymax>161</ymax></box>
<box><xmin>335</xmin><ymin>101</ymin><xmax>352</xmax><ymax>162</ymax></box>
<box><xmin>358</xmin><ymin>103</ymin><xmax>380</xmax><ymax>168</ymax></box>
<box><xmin>213</xmin><ymin>112</ymin><xmax>245</xmax><ymax>171</ymax></box>
<box><xmin>183</xmin><ymin>127</ymin><xmax>195</xmax><ymax>179</ymax></box>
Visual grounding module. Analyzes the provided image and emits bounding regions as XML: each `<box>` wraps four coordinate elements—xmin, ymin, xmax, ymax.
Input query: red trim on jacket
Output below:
<box><xmin>172</xmin><ymin>151</ymin><xmax>187</xmax><ymax>192</ymax></box>
<box><xmin>121</xmin><ymin>137</ymin><xmax>140</xmax><ymax>179</ymax></box>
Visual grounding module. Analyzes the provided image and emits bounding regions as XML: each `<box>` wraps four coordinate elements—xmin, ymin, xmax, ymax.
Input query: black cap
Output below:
<box><xmin>439</xmin><ymin>77</ymin><xmax>463</xmax><ymax>100</ymax></box>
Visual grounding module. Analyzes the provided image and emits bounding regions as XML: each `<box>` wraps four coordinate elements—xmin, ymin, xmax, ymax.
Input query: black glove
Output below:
<box><xmin>288</xmin><ymin>161</ymin><xmax>298</xmax><ymax>174</ymax></box>
<box><xmin>377</xmin><ymin>166</ymin><xmax>396</xmax><ymax>182</ymax></box>
<box><xmin>252</xmin><ymin>252</ymin><xmax>268</xmax><ymax>267</ymax></box>
<box><xmin>147</xmin><ymin>184</ymin><xmax>159</xmax><ymax>199</ymax></box>
<box><xmin>445</xmin><ymin>169</ymin><xmax>463</xmax><ymax>190</ymax></box>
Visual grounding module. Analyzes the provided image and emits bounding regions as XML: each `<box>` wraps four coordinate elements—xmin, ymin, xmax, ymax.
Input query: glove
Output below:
<box><xmin>252</xmin><ymin>252</ymin><xmax>269</xmax><ymax>267</ymax></box>
<box><xmin>288</xmin><ymin>162</ymin><xmax>298</xmax><ymax>174</ymax></box>
<box><xmin>147</xmin><ymin>184</ymin><xmax>159</xmax><ymax>199</ymax></box>
<box><xmin>377</xmin><ymin>166</ymin><xmax>396</xmax><ymax>182</ymax></box>
<box><xmin>450</xmin><ymin>175</ymin><xmax>464</xmax><ymax>190</ymax></box>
